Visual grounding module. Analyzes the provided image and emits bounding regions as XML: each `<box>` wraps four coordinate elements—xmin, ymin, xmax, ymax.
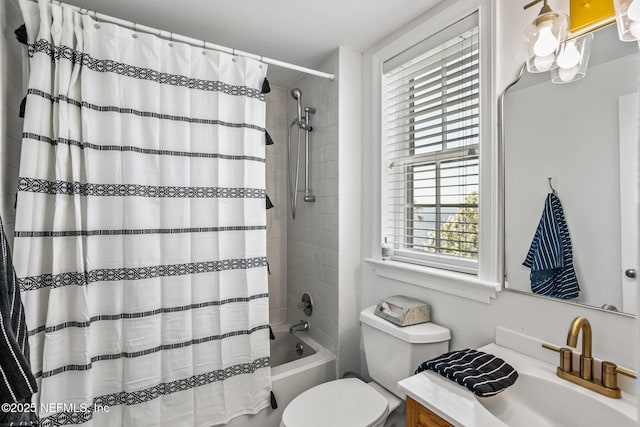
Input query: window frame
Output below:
<box><xmin>363</xmin><ymin>0</ymin><xmax>501</xmax><ymax>303</ymax></box>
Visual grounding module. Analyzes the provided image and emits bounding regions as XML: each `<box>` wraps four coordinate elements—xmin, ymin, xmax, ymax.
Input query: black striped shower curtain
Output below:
<box><xmin>15</xmin><ymin>1</ymin><xmax>271</xmax><ymax>425</ymax></box>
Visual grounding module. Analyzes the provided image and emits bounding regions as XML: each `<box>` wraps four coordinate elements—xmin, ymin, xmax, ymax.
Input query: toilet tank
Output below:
<box><xmin>360</xmin><ymin>305</ymin><xmax>450</xmax><ymax>397</ymax></box>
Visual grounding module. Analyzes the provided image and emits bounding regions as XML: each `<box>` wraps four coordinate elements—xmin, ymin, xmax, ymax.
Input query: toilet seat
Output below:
<box><xmin>280</xmin><ymin>378</ymin><xmax>389</xmax><ymax>427</ymax></box>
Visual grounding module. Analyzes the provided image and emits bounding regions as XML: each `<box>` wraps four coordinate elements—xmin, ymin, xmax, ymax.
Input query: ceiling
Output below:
<box><xmin>59</xmin><ymin>0</ymin><xmax>442</xmax><ymax>87</ymax></box>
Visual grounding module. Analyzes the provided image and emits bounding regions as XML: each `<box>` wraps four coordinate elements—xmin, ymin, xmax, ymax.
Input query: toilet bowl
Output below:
<box><xmin>280</xmin><ymin>305</ymin><xmax>451</xmax><ymax>427</ymax></box>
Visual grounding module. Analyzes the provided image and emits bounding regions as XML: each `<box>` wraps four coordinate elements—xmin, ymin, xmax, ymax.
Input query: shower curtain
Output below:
<box><xmin>14</xmin><ymin>1</ymin><xmax>271</xmax><ymax>426</ymax></box>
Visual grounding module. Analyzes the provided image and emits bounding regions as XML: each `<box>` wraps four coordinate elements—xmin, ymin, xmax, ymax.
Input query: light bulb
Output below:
<box><xmin>627</xmin><ymin>0</ymin><xmax>640</xmax><ymax>21</ymax></box>
<box><xmin>558</xmin><ymin>66</ymin><xmax>579</xmax><ymax>82</ymax></box>
<box><xmin>534</xmin><ymin>54</ymin><xmax>555</xmax><ymax>71</ymax></box>
<box><xmin>556</xmin><ymin>41</ymin><xmax>580</xmax><ymax>69</ymax></box>
<box><xmin>534</xmin><ymin>23</ymin><xmax>558</xmax><ymax>57</ymax></box>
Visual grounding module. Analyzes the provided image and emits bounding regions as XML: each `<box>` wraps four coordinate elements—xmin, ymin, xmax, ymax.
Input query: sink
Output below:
<box><xmin>475</xmin><ymin>344</ymin><xmax>638</xmax><ymax>427</ymax></box>
<box><xmin>476</xmin><ymin>372</ymin><xmax>636</xmax><ymax>427</ymax></box>
<box><xmin>398</xmin><ymin>341</ymin><xmax>638</xmax><ymax>427</ymax></box>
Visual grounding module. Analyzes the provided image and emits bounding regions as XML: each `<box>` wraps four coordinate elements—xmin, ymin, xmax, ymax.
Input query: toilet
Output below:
<box><xmin>280</xmin><ymin>304</ymin><xmax>451</xmax><ymax>427</ymax></box>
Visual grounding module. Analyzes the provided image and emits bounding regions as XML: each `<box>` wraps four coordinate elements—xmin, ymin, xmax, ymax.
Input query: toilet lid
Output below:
<box><xmin>281</xmin><ymin>378</ymin><xmax>389</xmax><ymax>427</ymax></box>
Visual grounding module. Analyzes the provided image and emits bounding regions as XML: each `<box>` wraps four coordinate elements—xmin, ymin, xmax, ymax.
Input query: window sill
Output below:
<box><xmin>364</xmin><ymin>258</ymin><xmax>501</xmax><ymax>303</ymax></box>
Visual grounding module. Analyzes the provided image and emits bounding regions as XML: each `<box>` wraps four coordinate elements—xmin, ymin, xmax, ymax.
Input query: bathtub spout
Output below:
<box><xmin>289</xmin><ymin>320</ymin><xmax>309</xmax><ymax>334</ymax></box>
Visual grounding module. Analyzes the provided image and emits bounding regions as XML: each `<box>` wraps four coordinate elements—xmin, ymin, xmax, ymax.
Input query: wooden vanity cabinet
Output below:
<box><xmin>406</xmin><ymin>396</ymin><xmax>454</xmax><ymax>427</ymax></box>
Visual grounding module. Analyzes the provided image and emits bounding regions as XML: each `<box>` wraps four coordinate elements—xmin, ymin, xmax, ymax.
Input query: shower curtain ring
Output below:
<box><xmin>232</xmin><ymin>48</ymin><xmax>236</xmax><ymax>62</ymax></box>
<box><xmin>132</xmin><ymin>22</ymin><xmax>138</xmax><ymax>38</ymax></box>
<box><xmin>91</xmin><ymin>10</ymin><xmax>100</xmax><ymax>28</ymax></box>
<box><xmin>169</xmin><ymin>32</ymin><xmax>173</xmax><ymax>47</ymax></box>
<box><xmin>202</xmin><ymin>40</ymin><xmax>206</xmax><ymax>54</ymax></box>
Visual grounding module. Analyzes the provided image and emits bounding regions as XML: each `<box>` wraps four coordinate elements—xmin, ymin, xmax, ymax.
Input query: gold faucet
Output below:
<box><xmin>566</xmin><ymin>316</ymin><xmax>593</xmax><ymax>380</ymax></box>
<box><xmin>555</xmin><ymin>316</ymin><xmax>621</xmax><ymax>398</ymax></box>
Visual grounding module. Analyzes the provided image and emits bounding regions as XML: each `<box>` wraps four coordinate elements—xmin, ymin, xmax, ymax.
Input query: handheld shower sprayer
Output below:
<box><xmin>291</xmin><ymin>88</ymin><xmax>303</xmax><ymax>126</ymax></box>
<box><xmin>291</xmin><ymin>88</ymin><xmax>313</xmax><ymax>130</ymax></box>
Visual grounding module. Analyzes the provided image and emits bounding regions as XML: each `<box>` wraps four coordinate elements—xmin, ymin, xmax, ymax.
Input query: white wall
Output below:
<box><xmin>337</xmin><ymin>46</ymin><xmax>362</xmax><ymax>376</ymax></box>
<box><xmin>359</xmin><ymin>0</ymin><xmax>637</xmax><ymax>379</ymax></box>
<box><xmin>265</xmin><ymin>86</ymin><xmax>288</xmax><ymax>324</ymax></box>
<box><xmin>492</xmin><ymin>0</ymin><xmax>635</xmax><ymax>369</ymax></box>
<box><xmin>0</xmin><ymin>0</ymin><xmax>25</xmax><ymax>247</ymax></box>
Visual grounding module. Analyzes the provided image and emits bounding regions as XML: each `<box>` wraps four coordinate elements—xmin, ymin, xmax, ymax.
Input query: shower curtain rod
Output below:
<box><xmin>34</xmin><ymin>0</ymin><xmax>336</xmax><ymax>81</ymax></box>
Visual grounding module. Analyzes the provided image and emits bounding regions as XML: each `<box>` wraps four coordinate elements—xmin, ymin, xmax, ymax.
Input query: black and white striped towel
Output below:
<box><xmin>415</xmin><ymin>349</ymin><xmax>518</xmax><ymax>397</ymax></box>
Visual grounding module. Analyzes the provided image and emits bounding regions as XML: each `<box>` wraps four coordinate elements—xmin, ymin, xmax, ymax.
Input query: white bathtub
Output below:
<box><xmin>215</xmin><ymin>324</ymin><xmax>336</xmax><ymax>427</ymax></box>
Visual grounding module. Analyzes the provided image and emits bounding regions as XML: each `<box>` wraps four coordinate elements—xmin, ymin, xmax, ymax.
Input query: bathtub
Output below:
<box><xmin>217</xmin><ymin>324</ymin><xmax>336</xmax><ymax>427</ymax></box>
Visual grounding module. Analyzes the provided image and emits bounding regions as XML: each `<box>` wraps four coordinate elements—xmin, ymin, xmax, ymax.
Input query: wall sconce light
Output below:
<box><xmin>524</xmin><ymin>0</ymin><xmax>638</xmax><ymax>84</ymax></box>
<box><xmin>523</xmin><ymin>0</ymin><xmax>568</xmax><ymax>72</ymax></box>
<box><xmin>613</xmin><ymin>0</ymin><xmax>640</xmax><ymax>40</ymax></box>
<box><xmin>550</xmin><ymin>33</ymin><xmax>593</xmax><ymax>83</ymax></box>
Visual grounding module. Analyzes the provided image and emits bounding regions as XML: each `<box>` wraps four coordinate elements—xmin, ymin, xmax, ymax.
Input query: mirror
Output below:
<box><xmin>503</xmin><ymin>23</ymin><xmax>639</xmax><ymax>316</ymax></box>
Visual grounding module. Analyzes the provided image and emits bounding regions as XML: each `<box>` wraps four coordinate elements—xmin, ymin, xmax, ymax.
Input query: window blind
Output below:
<box><xmin>382</xmin><ymin>13</ymin><xmax>480</xmax><ymax>271</ymax></box>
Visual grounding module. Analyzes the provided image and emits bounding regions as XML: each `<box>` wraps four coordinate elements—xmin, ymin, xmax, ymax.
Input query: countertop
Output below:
<box><xmin>398</xmin><ymin>359</ymin><xmax>506</xmax><ymax>427</ymax></box>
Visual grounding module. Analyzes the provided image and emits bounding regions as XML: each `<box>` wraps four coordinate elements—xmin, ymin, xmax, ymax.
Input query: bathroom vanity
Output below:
<box><xmin>398</xmin><ymin>327</ymin><xmax>638</xmax><ymax>427</ymax></box>
<box><xmin>406</xmin><ymin>397</ymin><xmax>452</xmax><ymax>427</ymax></box>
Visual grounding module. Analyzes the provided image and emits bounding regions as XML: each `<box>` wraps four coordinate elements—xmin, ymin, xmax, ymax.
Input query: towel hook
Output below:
<box><xmin>548</xmin><ymin>177</ymin><xmax>557</xmax><ymax>195</ymax></box>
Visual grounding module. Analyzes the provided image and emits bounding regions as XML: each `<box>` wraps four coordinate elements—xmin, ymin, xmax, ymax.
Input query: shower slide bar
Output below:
<box><xmin>287</xmin><ymin>88</ymin><xmax>315</xmax><ymax>220</ymax></box>
<box><xmin>31</xmin><ymin>0</ymin><xmax>336</xmax><ymax>81</ymax></box>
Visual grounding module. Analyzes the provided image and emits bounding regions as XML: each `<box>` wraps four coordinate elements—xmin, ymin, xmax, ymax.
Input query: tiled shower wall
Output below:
<box><xmin>265</xmin><ymin>86</ymin><xmax>288</xmax><ymax>324</ymax></box>
<box><xmin>286</xmin><ymin>51</ymin><xmax>339</xmax><ymax>354</ymax></box>
<box><xmin>1</xmin><ymin>0</ymin><xmax>25</xmax><ymax>248</ymax></box>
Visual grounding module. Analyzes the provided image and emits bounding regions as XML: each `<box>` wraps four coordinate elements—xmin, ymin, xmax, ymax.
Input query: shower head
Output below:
<box><xmin>291</xmin><ymin>88</ymin><xmax>303</xmax><ymax>124</ymax></box>
<box><xmin>291</xmin><ymin>88</ymin><xmax>302</xmax><ymax>100</ymax></box>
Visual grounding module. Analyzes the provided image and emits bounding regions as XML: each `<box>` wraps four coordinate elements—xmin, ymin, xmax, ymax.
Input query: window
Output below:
<box><xmin>382</xmin><ymin>14</ymin><xmax>480</xmax><ymax>273</ymax></box>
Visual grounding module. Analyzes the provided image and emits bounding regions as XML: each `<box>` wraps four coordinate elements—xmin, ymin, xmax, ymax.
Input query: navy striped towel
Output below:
<box><xmin>415</xmin><ymin>349</ymin><xmax>518</xmax><ymax>397</ymax></box>
<box><xmin>523</xmin><ymin>193</ymin><xmax>579</xmax><ymax>300</ymax></box>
